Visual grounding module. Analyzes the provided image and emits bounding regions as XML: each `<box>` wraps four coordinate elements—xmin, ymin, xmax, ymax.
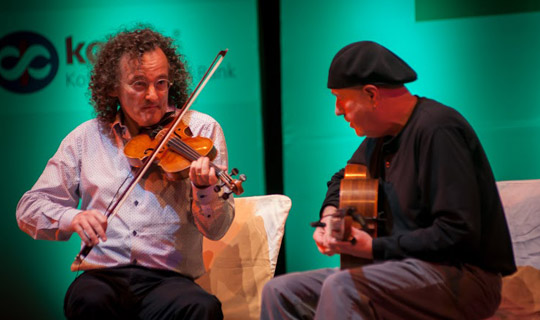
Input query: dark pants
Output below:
<box><xmin>64</xmin><ymin>265</ymin><xmax>222</xmax><ymax>320</ymax></box>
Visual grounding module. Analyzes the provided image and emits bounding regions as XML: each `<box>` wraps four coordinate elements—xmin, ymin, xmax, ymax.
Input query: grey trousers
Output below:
<box><xmin>260</xmin><ymin>258</ymin><xmax>502</xmax><ymax>320</ymax></box>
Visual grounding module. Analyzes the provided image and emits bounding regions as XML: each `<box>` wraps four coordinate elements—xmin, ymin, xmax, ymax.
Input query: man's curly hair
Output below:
<box><xmin>89</xmin><ymin>26</ymin><xmax>191</xmax><ymax>125</ymax></box>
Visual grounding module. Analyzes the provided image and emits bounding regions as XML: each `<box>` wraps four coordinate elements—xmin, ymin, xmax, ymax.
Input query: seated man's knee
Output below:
<box><xmin>167</xmin><ymin>288</ymin><xmax>223</xmax><ymax>320</ymax></box>
<box><xmin>320</xmin><ymin>271</ymin><xmax>355</xmax><ymax>297</ymax></box>
<box><xmin>65</xmin><ymin>284</ymin><xmax>119</xmax><ymax>319</ymax></box>
<box><xmin>324</xmin><ymin>270</ymin><xmax>350</xmax><ymax>286</ymax></box>
<box><xmin>151</xmin><ymin>287</ymin><xmax>223</xmax><ymax>320</ymax></box>
<box><xmin>263</xmin><ymin>275</ymin><xmax>286</xmax><ymax>294</ymax></box>
<box><xmin>262</xmin><ymin>273</ymin><xmax>301</xmax><ymax>300</ymax></box>
<box><xmin>194</xmin><ymin>292</ymin><xmax>222</xmax><ymax>315</ymax></box>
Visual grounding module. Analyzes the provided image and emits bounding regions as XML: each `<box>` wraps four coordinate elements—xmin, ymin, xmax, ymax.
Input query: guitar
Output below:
<box><xmin>328</xmin><ymin>164</ymin><xmax>378</xmax><ymax>269</ymax></box>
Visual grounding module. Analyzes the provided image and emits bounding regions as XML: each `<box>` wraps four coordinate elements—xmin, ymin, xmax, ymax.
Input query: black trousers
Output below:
<box><xmin>64</xmin><ymin>265</ymin><xmax>222</xmax><ymax>320</ymax></box>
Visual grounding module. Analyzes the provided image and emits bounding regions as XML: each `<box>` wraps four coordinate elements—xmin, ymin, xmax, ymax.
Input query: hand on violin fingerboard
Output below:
<box><xmin>189</xmin><ymin>157</ymin><xmax>219</xmax><ymax>188</ymax></box>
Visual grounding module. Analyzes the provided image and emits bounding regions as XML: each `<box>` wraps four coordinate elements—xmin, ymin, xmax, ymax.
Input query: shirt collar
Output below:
<box><xmin>110</xmin><ymin>105</ymin><xmax>179</xmax><ymax>141</ymax></box>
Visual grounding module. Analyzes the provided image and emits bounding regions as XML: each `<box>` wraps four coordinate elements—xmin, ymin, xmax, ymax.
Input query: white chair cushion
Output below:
<box><xmin>196</xmin><ymin>194</ymin><xmax>291</xmax><ymax>320</ymax></box>
<box><xmin>490</xmin><ymin>180</ymin><xmax>540</xmax><ymax>319</ymax></box>
<box><xmin>496</xmin><ymin>179</ymin><xmax>540</xmax><ymax>268</ymax></box>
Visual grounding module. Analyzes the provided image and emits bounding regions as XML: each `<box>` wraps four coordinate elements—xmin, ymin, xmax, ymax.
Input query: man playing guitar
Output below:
<box><xmin>260</xmin><ymin>41</ymin><xmax>516</xmax><ymax>320</ymax></box>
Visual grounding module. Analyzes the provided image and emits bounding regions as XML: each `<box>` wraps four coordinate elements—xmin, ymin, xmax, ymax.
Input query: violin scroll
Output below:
<box><xmin>214</xmin><ymin>167</ymin><xmax>247</xmax><ymax>199</ymax></box>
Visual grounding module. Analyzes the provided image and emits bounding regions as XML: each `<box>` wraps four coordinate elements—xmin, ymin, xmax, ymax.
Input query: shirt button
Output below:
<box><xmin>132</xmin><ymin>230</ymin><xmax>137</xmax><ymax>236</ymax></box>
<box><xmin>134</xmin><ymin>200</ymin><xmax>139</xmax><ymax>206</ymax></box>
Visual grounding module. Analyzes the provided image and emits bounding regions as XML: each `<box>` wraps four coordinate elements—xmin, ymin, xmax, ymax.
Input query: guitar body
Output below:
<box><xmin>338</xmin><ymin>164</ymin><xmax>378</xmax><ymax>269</ymax></box>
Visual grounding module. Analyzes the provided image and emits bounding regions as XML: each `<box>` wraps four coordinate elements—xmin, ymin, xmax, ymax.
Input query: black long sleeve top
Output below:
<box><xmin>321</xmin><ymin>97</ymin><xmax>516</xmax><ymax>276</ymax></box>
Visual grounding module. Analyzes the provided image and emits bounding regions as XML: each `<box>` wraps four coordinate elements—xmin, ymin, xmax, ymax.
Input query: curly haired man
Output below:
<box><xmin>17</xmin><ymin>26</ymin><xmax>234</xmax><ymax>320</ymax></box>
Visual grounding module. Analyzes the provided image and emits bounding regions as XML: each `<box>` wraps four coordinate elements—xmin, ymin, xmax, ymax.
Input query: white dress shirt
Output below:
<box><xmin>16</xmin><ymin>109</ymin><xmax>234</xmax><ymax>279</ymax></box>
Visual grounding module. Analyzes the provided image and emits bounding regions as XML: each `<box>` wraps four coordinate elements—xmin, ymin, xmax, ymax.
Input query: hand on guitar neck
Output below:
<box><xmin>312</xmin><ymin>164</ymin><xmax>379</xmax><ymax>268</ymax></box>
<box><xmin>313</xmin><ymin>205</ymin><xmax>374</xmax><ymax>260</ymax></box>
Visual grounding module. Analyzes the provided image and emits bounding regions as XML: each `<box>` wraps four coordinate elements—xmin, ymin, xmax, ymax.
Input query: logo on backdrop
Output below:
<box><xmin>0</xmin><ymin>31</ymin><xmax>59</xmax><ymax>93</ymax></box>
<box><xmin>0</xmin><ymin>29</ymin><xmax>237</xmax><ymax>94</ymax></box>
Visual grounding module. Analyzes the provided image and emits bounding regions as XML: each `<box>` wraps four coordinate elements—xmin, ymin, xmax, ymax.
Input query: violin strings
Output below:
<box><xmin>168</xmin><ymin>137</ymin><xmax>226</xmax><ymax>175</ymax></box>
<box><xmin>167</xmin><ymin>137</ymin><xmax>234</xmax><ymax>184</ymax></box>
<box><xmin>169</xmin><ymin>137</ymin><xmax>234</xmax><ymax>186</ymax></box>
<box><xmin>167</xmin><ymin>137</ymin><xmax>200</xmax><ymax>161</ymax></box>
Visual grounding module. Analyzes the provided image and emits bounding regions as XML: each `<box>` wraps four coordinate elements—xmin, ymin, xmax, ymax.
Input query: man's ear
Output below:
<box><xmin>363</xmin><ymin>84</ymin><xmax>379</xmax><ymax>102</ymax></box>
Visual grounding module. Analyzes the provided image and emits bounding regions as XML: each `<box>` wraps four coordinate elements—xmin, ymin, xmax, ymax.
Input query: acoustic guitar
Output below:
<box><xmin>328</xmin><ymin>164</ymin><xmax>378</xmax><ymax>269</ymax></box>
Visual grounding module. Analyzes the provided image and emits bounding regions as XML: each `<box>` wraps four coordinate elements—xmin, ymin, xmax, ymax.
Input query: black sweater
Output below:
<box><xmin>321</xmin><ymin>97</ymin><xmax>516</xmax><ymax>276</ymax></box>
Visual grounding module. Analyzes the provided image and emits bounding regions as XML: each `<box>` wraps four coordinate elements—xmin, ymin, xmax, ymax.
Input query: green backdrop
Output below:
<box><xmin>1</xmin><ymin>0</ymin><xmax>263</xmax><ymax>318</ymax></box>
<box><xmin>3</xmin><ymin>0</ymin><xmax>540</xmax><ymax>318</ymax></box>
<box><xmin>281</xmin><ymin>0</ymin><xmax>540</xmax><ymax>272</ymax></box>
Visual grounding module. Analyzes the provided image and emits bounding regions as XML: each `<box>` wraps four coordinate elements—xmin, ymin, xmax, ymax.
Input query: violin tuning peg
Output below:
<box><xmin>238</xmin><ymin>174</ymin><xmax>247</xmax><ymax>182</ymax></box>
<box><xmin>214</xmin><ymin>185</ymin><xmax>222</xmax><ymax>193</ymax></box>
<box><xmin>230</xmin><ymin>168</ymin><xmax>239</xmax><ymax>176</ymax></box>
<box><xmin>221</xmin><ymin>192</ymin><xmax>230</xmax><ymax>200</ymax></box>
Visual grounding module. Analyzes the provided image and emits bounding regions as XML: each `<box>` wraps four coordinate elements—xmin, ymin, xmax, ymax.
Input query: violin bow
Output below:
<box><xmin>75</xmin><ymin>49</ymin><xmax>228</xmax><ymax>263</ymax></box>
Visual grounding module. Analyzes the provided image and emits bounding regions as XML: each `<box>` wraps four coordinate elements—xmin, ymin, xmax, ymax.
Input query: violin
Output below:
<box><xmin>124</xmin><ymin>120</ymin><xmax>246</xmax><ymax>198</ymax></box>
<box><xmin>75</xmin><ymin>49</ymin><xmax>243</xmax><ymax>263</ymax></box>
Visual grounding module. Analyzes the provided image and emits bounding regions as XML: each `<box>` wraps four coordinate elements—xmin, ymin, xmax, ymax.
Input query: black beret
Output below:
<box><xmin>327</xmin><ymin>41</ymin><xmax>417</xmax><ymax>89</ymax></box>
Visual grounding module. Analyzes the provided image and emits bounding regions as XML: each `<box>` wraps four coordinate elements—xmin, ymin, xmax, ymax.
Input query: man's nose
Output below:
<box><xmin>335</xmin><ymin>103</ymin><xmax>343</xmax><ymax>116</ymax></box>
<box><xmin>145</xmin><ymin>84</ymin><xmax>159</xmax><ymax>101</ymax></box>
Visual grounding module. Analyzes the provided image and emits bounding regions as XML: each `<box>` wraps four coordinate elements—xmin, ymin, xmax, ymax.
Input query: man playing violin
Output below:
<box><xmin>261</xmin><ymin>41</ymin><xmax>516</xmax><ymax>319</ymax></box>
<box><xmin>16</xmin><ymin>26</ymin><xmax>233</xmax><ymax>319</ymax></box>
